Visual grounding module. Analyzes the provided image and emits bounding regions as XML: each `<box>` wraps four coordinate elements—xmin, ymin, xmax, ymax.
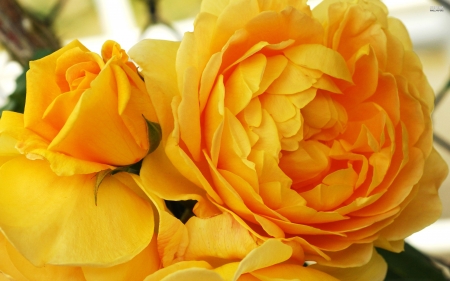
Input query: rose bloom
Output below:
<box><xmin>21</xmin><ymin>39</ymin><xmax>156</xmax><ymax>173</ymax></box>
<box><xmin>0</xmin><ymin>41</ymin><xmax>155</xmax><ymax>267</ymax></box>
<box><xmin>131</xmin><ymin>0</ymin><xmax>448</xmax><ymax>266</ymax></box>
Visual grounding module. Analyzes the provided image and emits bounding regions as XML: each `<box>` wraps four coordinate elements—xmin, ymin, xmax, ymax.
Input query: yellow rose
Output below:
<box><xmin>131</xmin><ymin>0</ymin><xmax>448</xmax><ymax>267</ymax></box>
<box><xmin>0</xmin><ymin>41</ymin><xmax>156</xmax><ymax>267</ymax></box>
<box><xmin>21</xmin><ymin>39</ymin><xmax>157</xmax><ymax>175</ymax></box>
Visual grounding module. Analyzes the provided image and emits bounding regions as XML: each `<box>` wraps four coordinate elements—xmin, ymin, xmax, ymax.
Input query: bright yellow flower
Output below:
<box><xmin>130</xmin><ymin>0</ymin><xmax>448</xmax><ymax>267</ymax></box>
<box><xmin>22</xmin><ymin>39</ymin><xmax>157</xmax><ymax>175</ymax></box>
<box><xmin>0</xmin><ymin>41</ymin><xmax>156</xmax><ymax>267</ymax></box>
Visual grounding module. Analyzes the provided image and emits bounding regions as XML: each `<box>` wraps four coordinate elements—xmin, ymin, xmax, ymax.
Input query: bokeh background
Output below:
<box><xmin>0</xmin><ymin>0</ymin><xmax>449</xmax><ymax>264</ymax></box>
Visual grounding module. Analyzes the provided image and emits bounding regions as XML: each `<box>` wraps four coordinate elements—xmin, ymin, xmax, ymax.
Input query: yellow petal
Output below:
<box><xmin>204</xmin><ymin>75</ymin><xmax>226</xmax><ymax>166</ymax></box>
<box><xmin>251</xmin><ymin>264</ymin><xmax>340</xmax><ymax>281</ymax></box>
<box><xmin>0</xmin><ymin>274</ymin><xmax>11</xmax><ymax>281</ymax></box>
<box><xmin>0</xmin><ymin>111</ymin><xmax>25</xmax><ymax>140</ymax></box>
<box><xmin>140</xmin><ymin>144</ymin><xmax>208</xmax><ymax>202</ymax></box>
<box><xmin>24</xmin><ymin>40</ymin><xmax>89</xmax><ymax>141</ymax></box>
<box><xmin>42</xmin><ymin>88</ymin><xmax>84</xmax><ymax>131</ymax></box>
<box><xmin>163</xmin><ymin>128</ymin><xmax>224</xmax><ymax>209</ymax></box>
<box><xmin>253</xmin><ymin>55</ymin><xmax>288</xmax><ymax>97</ymax></box>
<box><xmin>314</xmin><ymin>243</ymin><xmax>374</xmax><ymax>268</ymax></box>
<box><xmin>143</xmin><ymin>261</ymin><xmax>213</xmax><ymax>281</ymax></box>
<box><xmin>251</xmin><ymin>110</ymin><xmax>282</xmax><ymax>160</ymax></box>
<box><xmin>0</xmin><ymin>157</ymin><xmax>153</xmax><ymax>266</ymax></box>
<box><xmin>161</xmin><ymin>268</ymin><xmax>225</xmax><ymax>281</ymax></box>
<box><xmin>213</xmin><ymin>262</ymin><xmax>240</xmax><ymax>281</ymax></box>
<box><xmin>184</xmin><ymin>213</ymin><xmax>259</xmax><ymax>262</ymax></box>
<box><xmin>157</xmin><ymin>211</ymin><xmax>189</xmax><ymax>267</ymax></box>
<box><xmin>387</xmin><ymin>18</ymin><xmax>412</xmax><ymax>51</ymax></box>
<box><xmin>17</xmin><ymin>129</ymin><xmax>114</xmax><ymax>176</ymax></box>
<box><xmin>224</xmin><ymin>54</ymin><xmax>266</xmax><ymax>115</ymax></box>
<box><xmin>330</xmin><ymin>3</ymin><xmax>387</xmax><ymax>69</ymax></box>
<box><xmin>334</xmin><ymin>44</ymin><xmax>378</xmax><ymax>109</ymax></box>
<box><xmin>178</xmin><ymin>66</ymin><xmax>202</xmax><ymax>160</ymax></box>
<box><xmin>82</xmin><ymin>235</ymin><xmax>160</xmax><ymax>281</ymax></box>
<box><xmin>284</xmin><ymin>44</ymin><xmax>352</xmax><ymax>82</ymax></box>
<box><xmin>266</xmin><ymin>61</ymin><xmax>316</xmax><ymax>95</ymax></box>
<box><xmin>128</xmin><ymin>39</ymin><xmax>180</xmax><ymax>142</ymax></box>
<box><xmin>379</xmin><ymin>148</ymin><xmax>448</xmax><ymax>240</ymax></box>
<box><xmin>0</xmin><ymin>134</ymin><xmax>19</xmax><ymax>166</ymax></box>
<box><xmin>132</xmin><ymin>175</ymin><xmax>192</xmax><ymax>268</ymax></box>
<box><xmin>232</xmin><ymin>239</ymin><xmax>292</xmax><ymax>280</ymax></box>
<box><xmin>211</xmin><ymin>0</ymin><xmax>259</xmax><ymax>53</ymax></box>
<box><xmin>260</xmin><ymin>94</ymin><xmax>297</xmax><ymax>123</ymax></box>
<box><xmin>244</xmin><ymin>7</ymin><xmax>323</xmax><ymax>51</ymax></box>
<box><xmin>0</xmin><ymin>233</ymin><xmax>85</xmax><ymax>281</ymax></box>
<box><xmin>0</xmin><ymin>113</ymin><xmax>22</xmax><ymax>165</ymax></box>
<box><xmin>119</xmin><ymin>64</ymin><xmax>157</xmax><ymax>149</ymax></box>
<box><xmin>311</xmin><ymin>249</ymin><xmax>387</xmax><ymax>281</ymax></box>
<box><xmin>279</xmin><ymin>140</ymin><xmax>330</xmax><ymax>185</ymax></box>
<box><xmin>366</xmin><ymin>73</ymin><xmax>400</xmax><ymax>126</ymax></box>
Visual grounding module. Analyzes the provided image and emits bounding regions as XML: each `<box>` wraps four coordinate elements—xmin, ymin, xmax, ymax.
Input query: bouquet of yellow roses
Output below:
<box><xmin>0</xmin><ymin>0</ymin><xmax>448</xmax><ymax>280</ymax></box>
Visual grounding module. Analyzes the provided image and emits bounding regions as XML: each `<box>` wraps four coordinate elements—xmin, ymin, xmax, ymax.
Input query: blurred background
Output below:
<box><xmin>0</xmin><ymin>0</ymin><xmax>449</xmax><ymax>265</ymax></box>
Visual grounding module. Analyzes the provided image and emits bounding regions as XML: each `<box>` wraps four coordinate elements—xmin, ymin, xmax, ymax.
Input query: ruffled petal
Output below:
<box><xmin>379</xmin><ymin>148</ymin><xmax>448</xmax><ymax>240</ymax></box>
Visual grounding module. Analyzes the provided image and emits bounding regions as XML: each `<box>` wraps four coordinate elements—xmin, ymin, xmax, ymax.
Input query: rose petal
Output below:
<box><xmin>0</xmin><ymin>233</ymin><xmax>85</xmax><ymax>281</ymax></box>
<box><xmin>311</xmin><ymin>249</ymin><xmax>387</xmax><ymax>281</ymax></box>
<box><xmin>379</xmin><ymin>148</ymin><xmax>448</xmax><ymax>240</ymax></box>
<box><xmin>82</xmin><ymin>235</ymin><xmax>160</xmax><ymax>281</ymax></box>
<box><xmin>143</xmin><ymin>261</ymin><xmax>213</xmax><ymax>281</ymax></box>
<box><xmin>128</xmin><ymin>40</ymin><xmax>180</xmax><ymax>142</ymax></box>
<box><xmin>184</xmin><ymin>213</ymin><xmax>259</xmax><ymax>262</ymax></box>
<box><xmin>0</xmin><ymin>157</ymin><xmax>154</xmax><ymax>266</ymax></box>
<box><xmin>24</xmin><ymin>40</ymin><xmax>89</xmax><ymax>141</ymax></box>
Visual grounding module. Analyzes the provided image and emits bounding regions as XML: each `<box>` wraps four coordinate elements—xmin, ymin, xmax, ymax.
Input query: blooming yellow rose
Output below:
<box><xmin>0</xmin><ymin>41</ymin><xmax>156</xmax><ymax>267</ymax></box>
<box><xmin>21</xmin><ymin>39</ymin><xmax>157</xmax><ymax>175</ymax></box>
<box><xmin>131</xmin><ymin>0</ymin><xmax>448</xmax><ymax>266</ymax></box>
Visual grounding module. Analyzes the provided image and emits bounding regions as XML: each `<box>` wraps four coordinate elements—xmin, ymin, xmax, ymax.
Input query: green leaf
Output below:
<box><xmin>377</xmin><ymin>243</ymin><xmax>449</xmax><ymax>281</ymax></box>
<box><xmin>144</xmin><ymin>117</ymin><xmax>162</xmax><ymax>154</ymax></box>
